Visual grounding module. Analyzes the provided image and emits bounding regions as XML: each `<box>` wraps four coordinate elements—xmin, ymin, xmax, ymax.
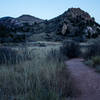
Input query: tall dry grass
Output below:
<box><xmin>0</xmin><ymin>45</ymin><xmax>77</xmax><ymax>100</ymax></box>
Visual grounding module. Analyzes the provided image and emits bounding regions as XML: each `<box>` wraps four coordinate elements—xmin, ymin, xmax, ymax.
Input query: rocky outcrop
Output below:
<box><xmin>0</xmin><ymin>16</ymin><xmax>38</xmax><ymax>42</ymax></box>
<box><xmin>61</xmin><ymin>23</ymin><xmax>68</xmax><ymax>35</ymax></box>
<box><xmin>54</xmin><ymin>8</ymin><xmax>100</xmax><ymax>39</ymax></box>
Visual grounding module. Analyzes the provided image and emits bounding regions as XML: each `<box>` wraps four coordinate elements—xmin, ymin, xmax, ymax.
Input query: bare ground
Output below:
<box><xmin>66</xmin><ymin>58</ymin><xmax>100</xmax><ymax>100</ymax></box>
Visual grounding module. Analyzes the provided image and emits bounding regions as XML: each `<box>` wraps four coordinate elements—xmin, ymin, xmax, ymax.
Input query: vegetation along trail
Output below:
<box><xmin>66</xmin><ymin>58</ymin><xmax>100</xmax><ymax>100</ymax></box>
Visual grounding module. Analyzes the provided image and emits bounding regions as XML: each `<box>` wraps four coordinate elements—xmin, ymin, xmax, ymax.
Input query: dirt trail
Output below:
<box><xmin>66</xmin><ymin>58</ymin><xmax>100</xmax><ymax>100</ymax></box>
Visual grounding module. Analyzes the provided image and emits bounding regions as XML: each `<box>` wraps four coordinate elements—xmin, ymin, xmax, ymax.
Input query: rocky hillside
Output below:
<box><xmin>44</xmin><ymin>8</ymin><xmax>100</xmax><ymax>41</ymax></box>
<box><xmin>0</xmin><ymin>8</ymin><xmax>100</xmax><ymax>42</ymax></box>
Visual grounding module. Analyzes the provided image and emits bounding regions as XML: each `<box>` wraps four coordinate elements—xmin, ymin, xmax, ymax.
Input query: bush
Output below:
<box><xmin>92</xmin><ymin>56</ymin><xmax>100</xmax><ymax>67</ymax></box>
<box><xmin>84</xmin><ymin>39</ymin><xmax>100</xmax><ymax>59</ymax></box>
<box><xmin>61</xmin><ymin>40</ymin><xmax>80</xmax><ymax>58</ymax></box>
<box><xmin>85</xmin><ymin>56</ymin><xmax>100</xmax><ymax>73</ymax></box>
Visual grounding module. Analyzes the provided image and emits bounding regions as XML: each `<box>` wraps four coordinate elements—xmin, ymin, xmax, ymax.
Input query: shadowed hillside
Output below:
<box><xmin>0</xmin><ymin>8</ymin><xmax>100</xmax><ymax>42</ymax></box>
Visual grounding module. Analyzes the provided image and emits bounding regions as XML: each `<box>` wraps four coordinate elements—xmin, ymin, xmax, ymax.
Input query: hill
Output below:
<box><xmin>17</xmin><ymin>14</ymin><xmax>44</xmax><ymax>24</ymax></box>
<box><xmin>0</xmin><ymin>8</ymin><xmax>100</xmax><ymax>42</ymax></box>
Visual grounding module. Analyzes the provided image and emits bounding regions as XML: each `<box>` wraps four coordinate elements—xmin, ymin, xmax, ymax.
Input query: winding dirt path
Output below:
<box><xmin>66</xmin><ymin>58</ymin><xmax>100</xmax><ymax>100</ymax></box>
